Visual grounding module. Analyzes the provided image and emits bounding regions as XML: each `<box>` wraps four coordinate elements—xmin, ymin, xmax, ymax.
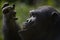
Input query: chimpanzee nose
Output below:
<box><xmin>26</xmin><ymin>16</ymin><xmax>36</xmax><ymax>23</ymax></box>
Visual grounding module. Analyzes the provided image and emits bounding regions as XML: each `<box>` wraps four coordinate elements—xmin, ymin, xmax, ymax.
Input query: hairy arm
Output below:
<box><xmin>2</xmin><ymin>2</ymin><xmax>21</xmax><ymax>40</ymax></box>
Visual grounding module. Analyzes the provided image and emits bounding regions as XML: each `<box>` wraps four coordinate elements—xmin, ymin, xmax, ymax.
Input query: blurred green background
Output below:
<box><xmin>0</xmin><ymin>0</ymin><xmax>60</xmax><ymax>40</ymax></box>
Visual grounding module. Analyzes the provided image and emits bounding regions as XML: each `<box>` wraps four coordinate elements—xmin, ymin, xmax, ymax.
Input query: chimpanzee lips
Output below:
<box><xmin>13</xmin><ymin>16</ymin><xmax>17</xmax><ymax>20</ymax></box>
<box><xmin>13</xmin><ymin>17</ymin><xmax>18</xmax><ymax>20</ymax></box>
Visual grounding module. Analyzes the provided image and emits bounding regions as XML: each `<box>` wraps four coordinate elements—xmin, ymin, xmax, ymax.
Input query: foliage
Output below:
<box><xmin>2</xmin><ymin>0</ymin><xmax>17</xmax><ymax>2</ymax></box>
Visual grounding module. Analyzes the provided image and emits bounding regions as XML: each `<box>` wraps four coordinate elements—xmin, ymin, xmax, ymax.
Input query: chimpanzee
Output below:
<box><xmin>2</xmin><ymin>2</ymin><xmax>21</xmax><ymax>40</ymax></box>
<box><xmin>2</xmin><ymin>2</ymin><xmax>60</xmax><ymax>40</ymax></box>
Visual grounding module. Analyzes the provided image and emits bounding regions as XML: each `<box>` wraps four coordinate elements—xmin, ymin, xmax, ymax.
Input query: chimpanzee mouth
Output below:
<box><xmin>22</xmin><ymin>21</ymin><xmax>35</xmax><ymax>29</ymax></box>
<box><xmin>11</xmin><ymin>14</ymin><xmax>18</xmax><ymax>20</ymax></box>
<box><xmin>12</xmin><ymin>17</ymin><xmax>18</xmax><ymax>20</ymax></box>
<box><xmin>11</xmin><ymin>13</ymin><xmax>18</xmax><ymax>20</ymax></box>
<box><xmin>14</xmin><ymin>17</ymin><xmax>18</xmax><ymax>20</ymax></box>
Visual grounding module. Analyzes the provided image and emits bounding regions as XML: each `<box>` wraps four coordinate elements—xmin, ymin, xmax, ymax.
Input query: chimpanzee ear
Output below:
<box><xmin>51</xmin><ymin>11</ymin><xmax>58</xmax><ymax>21</ymax></box>
<box><xmin>52</xmin><ymin>11</ymin><xmax>58</xmax><ymax>17</ymax></box>
<box><xmin>2</xmin><ymin>2</ymin><xmax>9</xmax><ymax>9</ymax></box>
<box><xmin>12</xmin><ymin>4</ymin><xmax>15</xmax><ymax>9</ymax></box>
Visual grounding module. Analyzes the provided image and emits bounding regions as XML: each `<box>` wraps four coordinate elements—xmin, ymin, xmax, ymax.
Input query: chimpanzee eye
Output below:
<box><xmin>3</xmin><ymin>9</ymin><xmax>9</xmax><ymax>14</ymax></box>
<box><xmin>30</xmin><ymin>13</ymin><xmax>34</xmax><ymax>17</ymax></box>
<box><xmin>32</xmin><ymin>13</ymin><xmax>34</xmax><ymax>15</ymax></box>
<box><xmin>31</xmin><ymin>13</ymin><xmax>36</xmax><ymax>17</ymax></box>
<box><xmin>33</xmin><ymin>15</ymin><xmax>36</xmax><ymax>17</ymax></box>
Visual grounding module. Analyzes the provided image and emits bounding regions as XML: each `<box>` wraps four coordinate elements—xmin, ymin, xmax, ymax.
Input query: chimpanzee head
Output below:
<box><xmin>23</xmin><ymin>6</ymin><xmax>59</xmax><ymax>29</ymax></box>
<box><xmin>2</xmin><ymin>2</ymin><xmax>17</xmax><ymax>20</ymax></box>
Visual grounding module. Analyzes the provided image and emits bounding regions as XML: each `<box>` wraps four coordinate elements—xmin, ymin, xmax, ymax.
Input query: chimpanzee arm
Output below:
<box><xmin>2</xmin><ymin>2</ymin><xmax>22</xmax><ymax>40</ymax></box>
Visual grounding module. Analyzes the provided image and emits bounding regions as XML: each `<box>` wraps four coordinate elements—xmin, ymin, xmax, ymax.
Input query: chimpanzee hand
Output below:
<box><xmin>2</xmin><ymin>2</ymin><xmax>17</xmax><ymax>20</ymax></box>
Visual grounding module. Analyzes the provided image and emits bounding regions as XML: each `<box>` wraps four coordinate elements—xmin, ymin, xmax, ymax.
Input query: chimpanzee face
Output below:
<box><xmin>23</xmin><ymin>6</ymin><xmax>58</xmax><ymax>29</ymax></box>
<box><xmin>2</xmin><ymin>4</ymin><xmax>17</xmax><ymax>20</ymax></box>
<box><xmin>23</xmin><ymin>10</ymin><xmax>48</xmax><ymax>29</ymax></box>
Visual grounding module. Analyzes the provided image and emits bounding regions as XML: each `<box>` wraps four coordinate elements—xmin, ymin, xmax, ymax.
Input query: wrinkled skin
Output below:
<box><xmin>2</xmin><ymin>2</ymin><xmax>60</xmax><ymax>40</ymax></box>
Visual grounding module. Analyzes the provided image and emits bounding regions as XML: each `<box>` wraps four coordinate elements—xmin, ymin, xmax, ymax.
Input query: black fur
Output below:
<box><xmin>2</xmin><ymin>3</ymin><xmax>21</xmax><ymax>40</ymax></box>
<box><xmin>20</xmin><ymin>6</ymin><xmax>60</xmax><ymax>40</ymax></box>
<box><xmin>2</xmin><ymin>3</ymin><xmax>60</xmax><ymax>40</ymax></box>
